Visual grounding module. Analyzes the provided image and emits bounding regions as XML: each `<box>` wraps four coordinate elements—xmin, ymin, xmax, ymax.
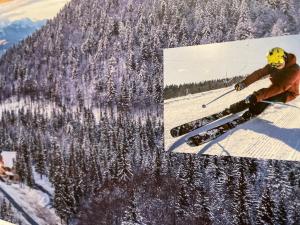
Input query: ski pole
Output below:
<box><xmin>261</xmin><ymin>100</ymin><xmax>300</xmax><ymax>110</ymax></box>
<box><xmin>202</xmin><ymin>89</ymin><xmax>235</xmax><ymax>108</ymax></box>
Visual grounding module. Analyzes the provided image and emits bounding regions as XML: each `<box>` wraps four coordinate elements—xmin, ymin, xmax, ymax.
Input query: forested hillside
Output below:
<box><xmin>0</xmin><ymin>0</ymin><xmax>299</xmax><ymax>224</ymax></box>
<box><xmin>164</xmin><ymin>76</ymin><xmax>244</xmax><ymax>99</ymax></box>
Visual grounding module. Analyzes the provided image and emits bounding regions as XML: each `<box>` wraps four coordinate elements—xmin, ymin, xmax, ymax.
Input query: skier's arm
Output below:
<box><xmin>242</xmin><ymin>65</ymin><xmax>272</xmax><ymax>87</ymax></box>
<box><xmin>255</xmin><ymin>66</ymin><xmax>300</xmax><ymax>102</ymax></box>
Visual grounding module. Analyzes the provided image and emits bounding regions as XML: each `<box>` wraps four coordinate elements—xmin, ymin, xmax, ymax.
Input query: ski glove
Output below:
<box><xmin>245</xmin><ymin>93</ymin><xmax>257</xmax><ymax>105</ymax></box>
<box><xmin>234</xmin><ymin>82</ymin><xmax>246</xmax><ymax>91</ymax></box>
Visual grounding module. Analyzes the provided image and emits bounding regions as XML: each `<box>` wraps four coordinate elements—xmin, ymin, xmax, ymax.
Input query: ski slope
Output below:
<box><xmin>164</xmin><ymin>78</ymin><xmax>300</xmax><ymax>161</ymax></box>
<box><xmin>0</xmin><ymin>181</ymin><xmax>60</xmax><ymax>225</ymax></box>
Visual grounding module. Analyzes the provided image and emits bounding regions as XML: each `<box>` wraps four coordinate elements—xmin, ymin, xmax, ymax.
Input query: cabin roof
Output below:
<box><xmin>1</xmin><ymin>151</ymin><xmax>16</xmax><ymax>168</ymax></box>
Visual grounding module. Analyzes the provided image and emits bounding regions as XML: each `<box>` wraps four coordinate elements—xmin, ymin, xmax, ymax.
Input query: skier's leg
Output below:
<box><xmin>244</xmin><ymin>92</ymin><xmax>290</xmax><ymax>118</ymax></box>
<box><xmin>229</xmin><ymin>100</ymin><xmax>250</xmax><ymax>114</ymax></box>
<box><xmin>266</xmin><ymin>91</ymin><xmax>290</xmax><ymax>103</ymax></box>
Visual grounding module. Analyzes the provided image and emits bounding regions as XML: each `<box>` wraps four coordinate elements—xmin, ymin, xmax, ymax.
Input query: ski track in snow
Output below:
<box><xmin>0</xmin><ymin>182</ymin><xmax>61</xmax><ymax>225</ymax></box>
<box><xmin>164</xmin><ymin>79</ymin><xmax>300</xmax><ymax>161</ymax></box>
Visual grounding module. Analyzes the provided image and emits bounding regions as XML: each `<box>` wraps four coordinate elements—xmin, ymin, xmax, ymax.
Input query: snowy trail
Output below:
<box><xmin>0</xmin><ymin>186</ymin><xmax>38</xmax><ymax>225</ymax></box>
<box><xmin>0</xmin><ymin>182</ymin><xmax>61</xmax><ymax>225</ymax></box>
<box><xmin>164</xmin><ymin>79</ymin><xmax>300</xmax><ymax>161</ymax></box>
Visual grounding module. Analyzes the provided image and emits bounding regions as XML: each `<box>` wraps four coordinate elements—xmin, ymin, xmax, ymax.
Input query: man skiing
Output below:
<box><xmin>171</xmin><ymin>47</ymin><xmax>300</xmax><ymax>146</ymax></box>
<box><xmin>232</xmin><ymin>47</ymin><xmax>300</xmax><ymax>118</ymax></box>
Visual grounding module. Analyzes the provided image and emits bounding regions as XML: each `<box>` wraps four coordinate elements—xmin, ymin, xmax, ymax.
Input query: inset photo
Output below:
<box><xmin>164</xmin><ymin>34</ymin><xmax>300</xmax><ymax>161</ymax></box>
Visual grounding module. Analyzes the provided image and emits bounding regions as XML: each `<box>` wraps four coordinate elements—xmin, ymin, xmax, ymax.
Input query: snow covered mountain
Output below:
<box><xmin>0</xmin><ymin>18</ymin><xmax>46</xmax><ymax>56</ymax></box>
<box><xmin>165</xmin><ymin>78</ymin><xmax>300</xmax><ymax>161</ymax></box>
<box><xmin>0</xmin><ymin>0</ymin><xmax>299</xmax><ymax>224</ymax></box>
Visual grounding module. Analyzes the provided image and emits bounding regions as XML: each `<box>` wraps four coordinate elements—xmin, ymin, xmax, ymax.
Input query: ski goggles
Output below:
<box><xmin>270</xmin><ymin>62</ymin><xmax>284</xmax><ymax>69</ymax></box>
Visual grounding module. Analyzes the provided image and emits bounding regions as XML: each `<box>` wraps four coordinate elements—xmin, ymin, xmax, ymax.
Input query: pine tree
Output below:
<box><xmin>276</xmin><ymin>196</ymin><xmax>287</xmax><ymax>225</ymax></box>
<box><xmin>117</xmin><ymin>130</ymin><xmax>132</xmax><ymax>182</ymax></box>
<box><xmin>88</xmin><ymin>146</ymin><xmax>102</xmax><ymax>195</ymax></box>
<box><xmin>122</xmin><ymin>191</ymin><xmax>143</xmax><ymax>225</ymax></box>
<box><xmin>127</xmin><ymin>48</ymin><xmax>136</xmax><ymax>73</ymax></box>
<box><xmin>153</xmin><ymin>146</ymin><xmax>162</xmax><ymax>183</ymax></box>
<box><xmin>6</xmin><ymin>202</ymin><xmax>13</xmax><ymax>223</ymax></box>
<box><xmin>175</xmin><ymin>165</ymin><xmax>190</xmax><ymax>220</ymax></box>
<box><xmin>178</xmin><ymin>18</ymin><xmax>188</xmax><ymax>46</ymax></box>
<box><xmin>234</xmin><ymin>0</ymin><xmax>254</xmax><ymax>40</ymax></box>
<box><xmin>15</xmin><ymin>149</ymin><xmax>26</xmax><ymax>184</ymax></box>
<box><xmin>271</xmin><ymin>19</ymin><xmax>286</xmax><ymax>36</ymax></box>
<box><xmin>54</xmin><ymin>168</ymin><xmax>66</xmax><ymax>222</ymax></box>
<box><xmin>0</xmin><ymin>199</ymin><xmax>7</xmax><ymax>220</ymax></box>
<box><xmin>16</xmin><ymin>138</ymin><xmax>34</xmax><ymax>186</ymax></box>
<box><xmin>215</xmin><ymin>6</ymin><xmax>229</xmax><ymax>42</ymax></box>
<box><xmin>119</xmin><ymin>77</ymin><xmax>130</xmax><ymax>109</ymax></box>
<box><xmin>153</xmin><ymin>75</ymin><xmax>162</xmax><ymax>104</ymax></box>
<box><xmin>279</xmin><ymin>0</ymin><xmax>298</xmax><ymax>34</ymax></box>
<box><xmin>256</xmin><ymin>187</ymin><xmax>275</xmax><ymax>225</ymax></box>
<box><xmin>106</xmin><ymin>71</ymin><xmax>116</xmax><ymax>105</ymax></box>
<box><xmin>35</xmin><ymin>131</ymin><xmax>46</xmax><ymax>178</ymax></box>
<box><xmin>138</xmin><ymin>60</ymin><xmax>148</xmax><ymax>83</ymax></box>
<box><xmin>232</xmin><ymin>166</ymin><xmax>251</xmax><ymax>225</ymax></box>
<box><xmin>53</xmin><ymin>150</ymin><xmax>76</xmax><ymax>224</ymax></box>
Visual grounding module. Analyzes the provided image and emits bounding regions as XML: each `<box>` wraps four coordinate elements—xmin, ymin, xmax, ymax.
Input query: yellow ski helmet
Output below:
<box><xmin>267</xmin><ymin>47</ymin><xmax>286</xmax><ymax>67</ymax></box>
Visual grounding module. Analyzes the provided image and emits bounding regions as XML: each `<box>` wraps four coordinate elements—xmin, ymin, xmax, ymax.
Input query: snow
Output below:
<box><xmin>164</xmin><ymin>78</ymin><xmax>300</xmax><ymax>161</ymax></box>
<box><xmin>1</xmin><ymin>151</ymin><xmax>16</xmax><ymax>168</ymax></box>
<box><xmin>0</xmin><ymin>219</ymin><xmax>16</xmax><ymax>225</ymax></box>
<box><xmin>0</xmin><ymin>182</ymin><xmax>61</xmax><ymax>225</ymax></box>
<box><xmin>0</xmin><ymin>192</ymin><xmax>31</xmax><ymax>225</ymax></box>
<box><xmin>0</xmin><ymin>95</ymin><xmax>148</xmax><ymax>125</ymax></box>
<box><xmin>33</xmin><ymin>169</ymin><xmax>54</xmax><ymax>195</ymax></box>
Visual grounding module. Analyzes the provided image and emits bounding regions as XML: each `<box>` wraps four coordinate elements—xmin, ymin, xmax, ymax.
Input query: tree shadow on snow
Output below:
<box><xmin>245</xmin><ymin>118</ymin><xmax>300</xmax><ymax>151</ymax></box>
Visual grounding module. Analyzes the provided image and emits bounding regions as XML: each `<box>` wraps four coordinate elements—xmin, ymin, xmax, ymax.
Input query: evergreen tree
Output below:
<box><xmin>119</xmin><ymin>77</ymin><xmax>131</xmax><ymax>109</ymax></box>
<box><xmin>256</xmin><ymin>187</ymin><xmax>275</xmax><ymax>225</ymax></box>
<box><xmin>153</xmin><ymin>146</ymin><xmax>162</xmax><ymax>183</ymax></box>
<box><xmin>0</xmin><ymin>199</ymin><xmax>7</xmax><ymax>220</ymax></box>
<box><xmin>232</xmin><ymin>166</ymin><xmax>251</xmax><ymax>225</ymax></box>
<box><xmin>234</xmin><ymin>0</ymin><xmax>254</xmax><ymax>40</ymax></box>
<box><xmin>276</xmin><ymin>196</ymin><xmax>287</xmax><ymax>225</ymax></box>
<box><xmin>117</xmin><ymin>130</ymin><xmax>133</xmax><ymax>182</ymax></box>
<box><xmin>122</xmin><ymin>191</ymin><xmax>143</xmax><ymax>225</ymax></box>
<box><xmin>35</xmin><ymin>131</ymin><xmax>46</xmax><ymax>178</ymax></box>
<box><xmin>175</xmin><ymin>165</ymin><xmax>190</xmax><ymax>219</ymax></box>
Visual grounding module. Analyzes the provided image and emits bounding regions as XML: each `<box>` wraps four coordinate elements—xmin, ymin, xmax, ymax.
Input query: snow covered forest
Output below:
<box><xmin>164</xmin><ymin>76</ymin><xmax>244</xmax><ymax>99</ymax></box>
<box><xmin>0</xmin><ymin>0</ymin><xmax>299</xmax><ymax>224</ymax></box>
<box><xmin>0</xmin><ymin>195</ymin><xmax>26</xmax><ymax>225</ymax></box>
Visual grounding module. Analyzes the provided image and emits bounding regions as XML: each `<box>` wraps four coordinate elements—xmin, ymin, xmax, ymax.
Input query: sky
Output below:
<box><xmin>164</xmin><ymin>34</ymin><xmax>300</xmax><ymax>87</ymax></box>
<box><xmin>0</xmin><ymin>0</ymin><xmax>70</xmax><ymax>22</ymax></box>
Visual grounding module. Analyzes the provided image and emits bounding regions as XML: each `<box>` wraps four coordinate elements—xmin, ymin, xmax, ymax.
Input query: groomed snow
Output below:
<box><xmin>0</xmin><ymin>182</ymin><xmax>61</xmax><ymax>225</ymax></box>
<box><xmin>0</xmin><ymin>219</ymin><xmax>17</xmax><ymax>225</ymax></box>
<box><xmin>164</xmin><ymin>78</ymin><xmax>300</xmax><ymax>161</ymax></box>
<box><xmin>33</xmin><ymin>169</ymin><xmax>54</xmax><ymax>195</ymax></box>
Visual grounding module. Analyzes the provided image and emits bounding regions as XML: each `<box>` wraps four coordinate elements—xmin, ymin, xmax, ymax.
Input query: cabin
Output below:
<box><xmin>0</xmin><ymin>151</ymin><xmax>19</xmax><ymax>182</ymax></box>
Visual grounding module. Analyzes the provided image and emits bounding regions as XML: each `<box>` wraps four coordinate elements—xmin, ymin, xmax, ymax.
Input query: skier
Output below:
<box><xmin>171</xmin><ymin>47</ymin><xmax>300</xmax><ymax>146</ymax></box>
<box><xmin>232</xmin><ymin>47</ymin><xmax>300</xmax><ymax>119</ymax></box>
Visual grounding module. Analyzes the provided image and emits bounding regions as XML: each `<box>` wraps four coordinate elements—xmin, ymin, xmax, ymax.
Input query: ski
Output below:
<box><xmin>170</xmin><ymin>108</ymin><xmax>231</xmax><ymax>137</ymax></box>
<box><xmin>186</xmin><ymin>112</ymin><xmax>255</xmax><ymax>147</ymax></box>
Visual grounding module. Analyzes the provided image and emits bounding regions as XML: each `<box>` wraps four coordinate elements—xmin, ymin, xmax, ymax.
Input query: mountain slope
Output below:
<box><xmin>0</xmin><ymin>18</ymin><xmax>46</xmax><ymax>56</ymax></box>
<box><xmin>0</xmin><ymin>0</ymin><xmax>299</xmax><ymax>224</ymax></box>
<box><xmin>0</xmin><ymin>0</ymin><xmax>299</xmax><ymax>108</ymax></box>
<box><xmin>165</xmin><ymin>78</ymin><xmax>300</xmax><ymax>161</ymax></box>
